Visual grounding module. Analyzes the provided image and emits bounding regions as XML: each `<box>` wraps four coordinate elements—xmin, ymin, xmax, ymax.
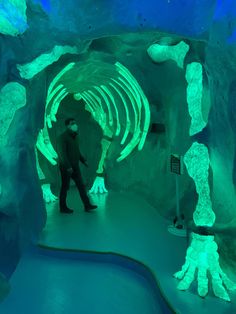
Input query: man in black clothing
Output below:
<box><xmin>57</xmin><ymin>118</ymin><xmax>97</xmax><ymax>213</ymax></box>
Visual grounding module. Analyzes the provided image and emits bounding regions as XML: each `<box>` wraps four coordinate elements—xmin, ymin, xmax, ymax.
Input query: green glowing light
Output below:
<box><xmin>184</xmin><ymin>142</ymin><xmax>215</xmax><ymax>227</ymax></box>
<box><xmin>100</xmin><ymin>85</ymin><xmax>121</xmax><ymax>136</ymax></box>
<box><xmin>109</xmin><ymin>81</ymin><xmax>131</xmax><ymax>145</ymax></box>
<box><xmin>35</xmin><ymin>149</ymin><xmax>45</xmax><ymax>180</ymax></box>
<box><xmin>81</xmin><ymin>93</ymin><xmax>97</xmax><ymax>120</ymax></box>
<box><xmin>147</xmin><ymin>40</ymin><xmax>189</xmax><ymax>69</ymax></box>
<box><xmin>116</xmin><ymin>62</ymin><xmax>150</xmax><ymax>150</ymax></box>
<box><xmin>36</xmin><ymin>130</ymin><xmax>57</xmax><ymax>166</ymax></box>
<box><xmin>46</xmin><ymin>62</ymin><xmax>75</xmax><ymax>113</ymax></box>
<box><xmin>44</xmin><ymin>60</ymin><xmax>150</xmax><ymax>167</ymax></box>
<box><xmin>186</xmin><ymin>62</ymin><xmax>206</xmax><ymax>136</ymax></box>
<box><xmin>94</xmin><ymin>86</ymin><xmax>114</xmax><ymax>127</ymax></box>
<box><xmin>41</xmin><ymin>183</ymin><xmax>58</xmax><ymax>203</ymax></box>
<box><xmin>89</xmin><ymin>176</ymin><xmax>108</xmax><ymax>194</ymax></box>
<box><xmin>46</xmin><ymin>84</ymin><xmax>64</xmax><ymax>108</ymax></box>
<box><xmin>84</xmin><ymin>90</ymin><xmax>107</xmax><ymax>130</ymax></box>
<box><xmin>49</xmin><ymin>89</ymin><xmax>68</xmax><ymax>125</ymax></box>
<box><xmin>174</xmin><ymin>232</ymin><xmax>236</xmax><ymax>301</ymax></box>
<box><xmin>97</xmin><ymin>138</ymin><xmax>112</xmax><ymax>174</ymax></box>
<box><xmin>17</xmin><ymin>46</ymin><xmax>78</xmax><ymax>80</ymax></box>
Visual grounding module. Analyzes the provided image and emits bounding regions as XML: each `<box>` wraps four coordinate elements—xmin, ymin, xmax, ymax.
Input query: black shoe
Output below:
<box><xmin>60</xmin><ymin>207</ymin><xmax>74</xmax><ymax>214</ymax></box>
<box><xmin>84</xmin><ymin>204</ymin><xmax>97</xmax><ymax>212</ymax></box>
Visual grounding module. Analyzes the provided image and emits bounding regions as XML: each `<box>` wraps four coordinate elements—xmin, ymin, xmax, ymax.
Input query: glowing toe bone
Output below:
<box><xmin>41</xmin><ymin>184</ymin><xmax>58</xmax><ymax>204</ymax></box>
<box><xmin>89</xmin><ymin>176</ymin><xmax>108</xmax><ymax>194</ymax></box>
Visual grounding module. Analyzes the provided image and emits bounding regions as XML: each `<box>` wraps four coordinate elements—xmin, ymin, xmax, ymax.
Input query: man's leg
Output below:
<box><xmin>71</xmin><ymin>168</ymin><xmax>97</xmax><ymax>211</ymax></box>
<box><xmin>59</xmin><ymin>167</ymin><xmax>73</xmax><ymax>213</ymax></box>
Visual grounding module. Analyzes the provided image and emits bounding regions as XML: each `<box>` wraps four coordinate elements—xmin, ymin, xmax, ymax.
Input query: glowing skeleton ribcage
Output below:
<box><xmin>40</xmin><ymin>61</ymin><xmax>150</xmax><ymax>163</ymax></box>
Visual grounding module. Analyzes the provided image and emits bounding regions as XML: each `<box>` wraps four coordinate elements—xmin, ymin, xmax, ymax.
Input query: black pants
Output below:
<box><xmin>59</xmin><ymin>166</ymin><xmax>90</xmax><ymax>209</ymax></box>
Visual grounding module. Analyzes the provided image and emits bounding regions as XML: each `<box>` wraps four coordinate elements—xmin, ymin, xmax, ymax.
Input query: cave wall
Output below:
<box><xmin>2</xmin><ymin>0</ymin><xmax>236</xmax><ymax>292</ymax></box>
<box><xmin>204</xmin><ymin>0</ymin><xmax>236</xmax><ymax>270</ymax></box>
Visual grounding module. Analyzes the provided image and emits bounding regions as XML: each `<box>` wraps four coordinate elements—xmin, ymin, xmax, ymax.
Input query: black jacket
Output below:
<box><xmin>57</xmin><ymin>130</ymin><xmax>86</xmax><ymax>169</ymax></box>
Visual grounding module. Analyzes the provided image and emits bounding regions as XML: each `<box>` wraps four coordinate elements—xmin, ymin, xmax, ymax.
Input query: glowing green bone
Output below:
<box><xmin>84</xmin><ymin>90</ymin><xmax>101</xmax><ymax>114</ymax></box>
<box><xmin>17</xmin><ymin>46</ymin><xmax>78</xmax><ymax>80</ymax></box>
<box><xmin>117</xmin><ymin>130</ymin><xmax>141</xmax><ymax>162</ymax></box>
<box><xmin>184</xmin><ymin>142</ymin><xmax>215</xmax><ymax>227</ymax></box>
<box><xmin>46</xmin><ymin>62</ymin><xmax>75</xmax><ymax>113</ymax></box>
<box><xmin>111</xmin><ymin>79</ymin><xmax>138</xmax><ymax>135</ymax></box>
<box><xmin>97</xmin><ymin>138</ymin><xmax>112</xmax><ymax>174</ymax></box>
<box><xmin>36</xmin><ymin>130</ymin><xmax>57</xmax><ymax>166</ymax></box>
<box><xmin>35</xmin><ymin>149</ymin><xmax>45</xmax><ymax>180</ymax></box>
<box><xmin>115</xmin><ymin>62</ymin><xmax>150</xmax><ymax>150</ymax></box>
<box><xmin>174</xmin><ymin>232</ymin><xmax>236</xmax><ymax>301</ymax></box>
<box><xmin>84</xmin><ymin>90</ymin><xmax>107</xmax><ymax>130</ymax></box>
<box><xmin>112</xmin><ymin>78</ymin><xmax>141</xmax><ymax>161</ymax></box>
<box><xmin>94</xmin><ymin>86</ymin><xmax>113</xmax><ymax>127</ymax></box>
<box><xmin>109</xmin><ymin>81</ymin><xmax>131</xmax><ymax>145</ymax></box>
<box><xmin>89</xmin><ymin>177</ymin><xmax>108</xmax><ymax>194</ymax></box>
<box><xmin>76</xmin><ymin>94</ymin><xmax>94</xmax><ymax>115</ymax></box>
<box><xmin>87</xmin><ymin>90</ymin><xmax>105</xmax><ymax>111</ymax></box>
<box><xmin>117</xmin><ymin>77</ymin><xmax>139</xmax><ymax>132</ymax></box>
<box><xmin>41</xmin><ymin>184</ymin><xmax>58</xmax><ymax>203</ymax></box>
<box><xmin>174</xmin><ymin>142</ymin><xmax>236</xmax><ymax>301</ymax></box>
<box><xmin>100</xmin><ymin>85</ymin><xmax>121</xmax><ymax>136</ymax></box>
<box><xmin>42</xmin><ymin>128</ymin><xmax>57</xmax><ymax>159</ymax></box>
<box><xmin>81</xmin><ymin>92</ymin><xmax>100</xmax><ymax>123</ymax></box>
<box><xmin>46</xmin><ymin>84</ymin><xmax>64</xmax><ymax>107</ymax></box>
<box><xmin>147</xmin><ymin>40</ymin><xmax>189</xmax><ymax>69</ymax></box>
<box><xmin>49</xmin><ymin>89</ymin><xmax>68</xmax><ymax>125</ymax></box>
<box><xmin>186</xmin><ymin>62</ymin><xmax>206</xmax><ymax>136</ymax></box>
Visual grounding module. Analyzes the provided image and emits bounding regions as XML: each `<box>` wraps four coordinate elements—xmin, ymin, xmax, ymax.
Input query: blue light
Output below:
<box><xmin>214</xmin><ymin>0</ymin><xmax>236</xmax><ymax>20</ymax></box>
<box><xmin>32</xmin><ymin>0</ymin><xmax>51</xmax><ymax>13</ymax></box>
<box><xmin>41</xmin><ymin>0</ymin><xmax>51</xmax><ymax>12</ymax></box>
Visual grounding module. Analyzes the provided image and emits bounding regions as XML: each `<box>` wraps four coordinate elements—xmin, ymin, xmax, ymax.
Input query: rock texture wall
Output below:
<box><xmin>2</xmin><ymin>0</ymin><xmax>236</xmax><ymax>298</ymax></box>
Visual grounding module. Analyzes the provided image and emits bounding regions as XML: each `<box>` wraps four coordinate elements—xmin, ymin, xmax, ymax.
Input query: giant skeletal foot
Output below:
<box><xmin>41</xmin><ymin>184</ymin><xmax>58</xmax><ymax>203</ymax></box>
<box><xmin>174</xmin><ymin>142</ymin><xmax>236</xmax><ymax>301</ymax></box>
<box><xmin>174</xmin><ymin>233</ymin><xmax>236</xmax><ymax>301</ymax></box>
<box><xmin>89</xmin><ymin>136</ymin><xmax>112</xmax><ymax>194</ymax></box>
<box><xmin>89</xmin><ymin>176</ymin><xmax>108</xmax><ymax>194</ymax></box>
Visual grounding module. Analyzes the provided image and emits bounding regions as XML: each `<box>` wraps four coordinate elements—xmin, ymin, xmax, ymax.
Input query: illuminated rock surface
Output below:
<box><xmin>1</xmin><ymin>0</ymin><xmax>236</xmax><ymax>309</ymax></box>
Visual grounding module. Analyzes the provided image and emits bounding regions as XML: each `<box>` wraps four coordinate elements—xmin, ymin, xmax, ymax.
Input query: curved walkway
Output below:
<box><xmin>38</xmin><ymin>189</ymin><xmax>236</xmax><ymax>314</ymax></box>
<box><xmin>2</xmin><ymin>189</ymin><xmax>235</xmax><ymax>313</ymax></box>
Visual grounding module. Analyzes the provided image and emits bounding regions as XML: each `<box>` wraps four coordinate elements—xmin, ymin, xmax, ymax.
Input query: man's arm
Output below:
<box><xmin>79</xmin><ymin>152</ymin><xmax>88</xmax><ymax>166</ymax></box>
<box><xmin>57</xmin><ymin>136</ymin><xmax>71</xmax><ymax>169</ymax></box>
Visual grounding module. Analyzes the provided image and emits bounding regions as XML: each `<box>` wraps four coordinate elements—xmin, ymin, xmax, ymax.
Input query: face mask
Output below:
<box><xmin>70</xmin><ymin>123</ymin><xmax>78</xmax><ymax>132</ymax></box>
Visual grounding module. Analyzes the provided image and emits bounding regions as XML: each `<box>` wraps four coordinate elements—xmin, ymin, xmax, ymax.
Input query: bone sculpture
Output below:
<box><xmin>38</xmin><ymin>60</ymin><xmax>150</xmax><ymax>194</ymax></box>
<box><xmin>148</xmin><ymin>40</ymin><xmax>236</xmax><ymax>301</ymax></box>
<box><xmin>186</xmin><ymin>62</ymin><xmax>207</xmax><ymax>136</ymax></box>
<box><xmin>41</xmin><ymin>184</ymin><xmax>58</xmax><ymax>204</ymax></box>
<box><xmin>174</xmin><ymin>143</ymin><xmax>236</xmax><ymax>301</ymax></box>
<box><xmin>35</xmin><ymin>149</ymin><xmax>58</xmax><ymax>204</ymax></box>
<box><xmin>147</xmin><ymin>40</ymin><xmax>189</xmax><ymax>69</ymax></box>
<box><xmin>36</xmin><ymin>129</ymin><xmax>57</xmax><ymax>166</ymax></box>
<box><xmin>17</xmin><ymin>45</ymin><xmax>80</xmax><ymax>80</ymax></box>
